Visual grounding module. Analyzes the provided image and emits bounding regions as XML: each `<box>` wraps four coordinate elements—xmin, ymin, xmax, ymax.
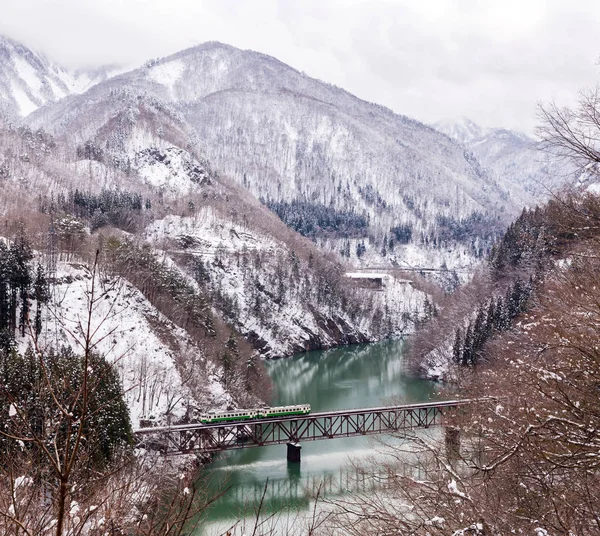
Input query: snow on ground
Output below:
<box><xmin>125</xmin><ymin>128</ymin><xmax>171</xmax><ymax>157</ymax></box>
<box><xmin>64</xmin><ymin>66</ymin><xmax>133</xmax><ymax>95</ymax></box>
<box><xmin>66</xmin><ymin>160</ymin><xmax>121</xmax><ymax>190</ymax></box>
<box><xmin>12</xmin><ymin>55</ymin><xmax>45</xmax><ymax>103</ymax></box>
<box><xmin>134</xmin><ymin>146</ymin><xmax>209</xmax><ymax>191</ymax></box>
<box><xmin>586</xmin><ymin>182</ymin><xmax>600</xmax><ymax>195</ymax></box>
<box><xmin>345</xmin><ymin>272</ymin><xmax>391</xmax><ymax>279</ymax></box>
<box><xmin>146</xmin><ymin>212</ymin><xmax>313</xmax><ymax>357</ymax></box>
<box><xmin>136</xmin><ymin>151</ymin><xmax>190</xmax><ymax>190</ymax></box>
<box><xmin>147</xmin><ymin>212</ymin><xmax>427</xmax><ymax>357</ymax></box>
<box><xmin>146</xmin><ymin>211</ymin><xmax>278</xmax><ymax>254</ymax></box>
<box><xmin>46</xmin><ymin>77</ymin><xmax>68</xmax><ymax>100</ymax></box>
<box><xmin>147</xmin><ymin>60</ymin><xmax>185</xmax><ymax>94</ymax></box>
<box><xmin>318</xmin><ymin>238</ymin><xmax>478</xmax><ymax>276</ymax></box>
<box><xmin>27</xmin><ymin>262</ymin><xmax>229</xmax><ymax>427</ymax></box>
<box><xmin>10</xmin><ymin>80</ymin><xmax>37</xmax><ymax>117</ymax></box>
<box><xmin>146</xmin><ymin>212</ymin><xmax>332</xmax><ymax>355</ymax></box>
<box><xmin>391</xmin><ymin>243</ymin><xmax>476</xmax><ymax>272</ymax></box>
<box><xmin>68</xmin><ymin>72</ymin><xmax>93</xmax><ymax>94</ymax></box>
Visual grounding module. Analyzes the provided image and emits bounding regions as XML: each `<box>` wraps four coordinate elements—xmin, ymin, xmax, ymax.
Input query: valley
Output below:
<box><xmin>1</xmin><ymin>15</ymin><xmax>598</xmax><ymax>535</ymax></box>
<box><xmin>0</xmin><ymin>33</ymin><xmax>547</xmax><ymax>425</ymax></box>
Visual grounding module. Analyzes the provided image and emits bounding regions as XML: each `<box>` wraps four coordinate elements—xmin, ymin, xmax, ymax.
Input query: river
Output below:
<box><xmin>194</xmin><ymin>339</ymin><xmax>439</xmax><ymax>535</ymax></box>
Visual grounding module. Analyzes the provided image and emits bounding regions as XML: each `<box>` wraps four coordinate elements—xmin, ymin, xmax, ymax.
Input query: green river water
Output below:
<box><xmin>194</xmin><ymin>339</ymin><xmax>438</xmax><ymax>535</ymax></box>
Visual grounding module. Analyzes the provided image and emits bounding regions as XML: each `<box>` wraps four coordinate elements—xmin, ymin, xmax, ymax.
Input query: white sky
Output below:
<box><xmin>1</xmin><ymin>0</ymin><xmax>599</xmax><ymax>133</ymax></box>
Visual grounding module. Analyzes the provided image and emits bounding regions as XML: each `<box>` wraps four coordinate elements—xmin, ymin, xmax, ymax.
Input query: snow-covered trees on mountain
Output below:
<box><xmin>0</xmin><ymin>25</ymin><xmax>596</xmax><ymax>536</ymax></box>
<box><xmin>434</xmin><ymin>116</ymin><xmax>567</xmax><ymax>203</ymax></box>
<box><xmin>379</xmin><ymin>92</ymin><xmax>600</xmax><ymax>533</ymax></box>
<box><xmin>329</xmin><ymin>191</ymin><xmax>600</xmax><ymax>536</ymax></box>
<box><xmin>14</xmin><ymin>40</ymin><xmax>542</xmax><ymax>270</ymax></box>
<box><xmin>0</xmin><ymin>255</ymin><xmax>211</xmax><ymax>536</ymax></box>
<box><xmin>0</xmin><ymin>31</ymin><xmax>580</xmax><ymax>422</ymax></box>
<box><xmin>412</xmin><ymin>194</ymin><xmax>584</xmax><ymax>380</ymax></box>
<box><xmin>0</xmin><ymin>86</ymin><xmax>428</xmax><ymax>423</ymax></box>
<box><xmin>0</xmin><ymin>35</ymin><xmax>122</xmax><ymax>118</ymax></box>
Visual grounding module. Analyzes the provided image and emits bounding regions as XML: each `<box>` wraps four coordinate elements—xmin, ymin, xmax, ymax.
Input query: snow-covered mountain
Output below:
<box><xmin>1</xmin><ymin>95</ymin><xmax>427</xmax><ymax>426</ymax></box>
<box><xmin>26</xmin><ymin>41</ymin><xmax>528</xmax><ymax>269</ymax></box>
<box><xmin>434</xmin><ymin>117</ymin><xmax>488</xmax><ymax>145</ymax></box>
<box><xmin>434</xmin><ymin>118</ymin><xmax>567</xmax><ymax>201</ymax></box>
<box><xmin>0</xmin><ymin>35</ymin><xmax>123</xmax><ymax>118</ymax></box>
<box><xmin>0</xmin><ymin>34</ymin><xmax>571</xmax><ymax>425</ymax></box>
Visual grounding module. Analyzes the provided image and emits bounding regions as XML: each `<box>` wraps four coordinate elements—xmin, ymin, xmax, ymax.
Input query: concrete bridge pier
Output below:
<box><xmin>287</xmin><ymin>442</ymin><xmax>302</xmax><ymax>462</ymax></box>
<box><xmin>445</xmin><ymin>426</ymin><xmax>461</xmax><ymax>460</ymax></box>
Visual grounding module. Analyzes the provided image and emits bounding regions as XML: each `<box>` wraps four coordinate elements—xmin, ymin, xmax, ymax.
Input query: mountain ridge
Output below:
<box><xmin>433</xmin><ymin>116</ymin><xmax>568</xmax><ymax>203</ymax></box>
<box><xmin>2</xmin><ymin>34</ymin><xmax>565</xmax><ymax>268</ymax></box>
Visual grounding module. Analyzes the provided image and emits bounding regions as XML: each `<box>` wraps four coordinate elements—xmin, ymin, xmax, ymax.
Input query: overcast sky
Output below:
<box><xmin>1</xmin><ymin>0</ymin><xmax>599</xmax><ymax>133</ymax></box>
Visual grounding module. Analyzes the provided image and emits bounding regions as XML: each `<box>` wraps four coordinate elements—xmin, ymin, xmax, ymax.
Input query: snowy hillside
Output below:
<box><xmin>32</xmin><ymin>262</ymin><xmax>229</xmax><ymax>427</ymax></box>
<box><xmin>0</xmin><ymin>100</ymin><xmax>433</xmax><ymax>429</ymax></box>
<box><xmin>146</xmin><ymin>210</ymin><xmax>426</xmax><ymax>358</ymax></box>
<box><xmin>0</xmin><ymin>35</ymin><xmax>560</xmax><ymax>422</ymax></box>
<box><xmin>0</xmin><ymin>35</ymin><xmax>122</xmax><ymax>118</ymax></box>
<box><xmin>434</xmin><ymin>117</ymin><xmax>488</xmax><ymax>145</ymax></box>
<box><xmin>434</xmin><ymin>118</ymin><xmax>570</xmax><ymax>201</ymax></box>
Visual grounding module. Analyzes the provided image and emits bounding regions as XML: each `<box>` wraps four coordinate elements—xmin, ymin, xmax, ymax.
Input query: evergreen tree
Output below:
<box><xmin>472</xmin><ymin>305</ymin><xmax>487</xmax><ymax>358</ymax></box>
<box><xmin>381</xmin><ymin>233</ymin><xmax>388</xmax><ymax>257</ymax></box>
<box><xmin>221</xmin><ymin>333</ymin><xmax>240</xmax><ymax>388</ymax></box>
<box><xmin>462</xmin><ymin>323</ymin><xmax>474</xmax><ymax>366</ymax></box>
<box><xmin>482</xmin><ymin>299</ymin><xmax>495</xmax><ymax>334</ymax></box>
<box><xmin>452</xmin><ymin>328</ymin><xmax>462</xmax><ymax>364</ymax></box>
<box><xmin>245</xmin><ymin>353</ymin><xmax>260</xmax><ymax>391</ymax></box>
<box><xmin>0</xmin><ymin>346</ymin><xmax>132</xmax><ymax>467</ymax></box>
<box><xmin>33</xmin><ymin>263</ymin><xmax>49</xmax><ymax>340</ymax></box>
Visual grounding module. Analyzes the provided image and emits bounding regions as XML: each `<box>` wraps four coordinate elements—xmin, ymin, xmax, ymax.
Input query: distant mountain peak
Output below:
<box><xmin>0</xmin><ymin>33</ymin><xmax>129</xmax><ymax>118</ymax></box>
<box><xmin>433</xmin><ymin>117</ymin><xmax>489</xmax><ymax>144</ymax></box>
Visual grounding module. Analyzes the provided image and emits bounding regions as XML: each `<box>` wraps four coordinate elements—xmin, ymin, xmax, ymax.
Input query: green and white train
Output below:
<box><xmin>200</xmin><ymin>404</ymin><xmax>311</xmax><ymax>423</ymax></box>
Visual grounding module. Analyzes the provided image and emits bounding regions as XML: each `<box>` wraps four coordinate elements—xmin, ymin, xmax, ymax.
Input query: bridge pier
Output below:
<box><xmin>287</xmin><ymin>442</ymin><xmax>302</xmax><ymax>462</ymax></box>
<box><xmin>445</xmin><ymin>426</ymin><xmax>461</xmax><ymax>460</ymax></box>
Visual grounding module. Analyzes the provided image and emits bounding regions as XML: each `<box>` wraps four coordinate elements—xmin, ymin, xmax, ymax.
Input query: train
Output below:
<box><xmin>199</xmin><ymin>404</ymin><xmax>311</xmax><ymax>423</ymax></box>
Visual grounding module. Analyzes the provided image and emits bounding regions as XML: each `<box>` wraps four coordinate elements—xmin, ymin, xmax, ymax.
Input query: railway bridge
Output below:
<box><xmin>134</xmin><ymin>399</ymin><xmax>469</xmax><ymax>461</ymax></box>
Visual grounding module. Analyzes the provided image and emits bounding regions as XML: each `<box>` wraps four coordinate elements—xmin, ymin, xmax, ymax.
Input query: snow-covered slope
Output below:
<box><xmin>2</xmin><ymin>35</ymin><xmax>548</xmax><ymax>426</ymax></box>
<box><xmin>0</xmin><ymin>35</ymin><xmax>71</xmax><ymax>117</ymax></box>
<box><xmin>0</xmin><ymin>35</ymin><xmax>124</xmax><ymax>118</ymax></box>
<box><xmin>1</xmin><ymin>103</ymin><xmax>433</xmax><ymax>431</ymax></box>
<box><xmin>434</xmin><ymin>117</ymin><xmax>488</xmax><ymax>145</ymax></box>
<box><xmin>33</xmin><ymin>262</ymin><xmax>229</xmax><ymax>427</ymax></box>
<box><xmin>146</xmin><ymin>209</ymin><xmax>426</xmax><ymax>358</ymax></box>
<box><xmin>434</xmin><ymin>118</ymin><xmax>569</xmax><ymax>201</ymax></box>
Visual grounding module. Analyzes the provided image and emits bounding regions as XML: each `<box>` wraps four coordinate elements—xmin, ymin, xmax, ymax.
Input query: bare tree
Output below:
<box><xmin>326</xmin><ymin>200</ymin><xmax>600</xmax><ymax>535</ymax></box>
<box><xmin>537</xmin><ymin>85</ymin><xmax>600</xmax><ymax>176</ymax></box>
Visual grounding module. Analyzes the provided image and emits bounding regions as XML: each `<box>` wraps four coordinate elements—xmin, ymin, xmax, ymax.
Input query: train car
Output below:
<box><xmin>200</xmin><ymin>409</ymin><xmax>258</xmax><ymax>423</ymax></box>
<box><xmin>200</xmin><ymin>404</ymin><xmax>311</xmax><ymax>423</ymax></box>
<box><xmin>258</xmin><ymin>404</ymin><xmax>311</xmax><ymax>418</ymax></box>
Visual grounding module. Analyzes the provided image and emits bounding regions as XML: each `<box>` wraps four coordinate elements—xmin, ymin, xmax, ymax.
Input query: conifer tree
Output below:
<box><xmin>452</xmin><ymin>328</ymin><xmax>462</xmax><ymax>364</ymax></box>
<box><xmin>462</xmin><ymin>323</ymin><xmax>474</xmax><ymax>366</ymax></box>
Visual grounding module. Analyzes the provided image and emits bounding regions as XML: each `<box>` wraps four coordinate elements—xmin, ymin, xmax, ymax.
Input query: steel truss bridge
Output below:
<box><xmin>134</xmin><ymin>399</ymin><xmax>470</xmax><ymax>459</ymax></box>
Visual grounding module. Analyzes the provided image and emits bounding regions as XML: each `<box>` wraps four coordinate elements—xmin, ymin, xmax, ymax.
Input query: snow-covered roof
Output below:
<box><xmin>345</xmin><ymin>272</ymin><xmax>387</xmax><ymax>279</ymax></box>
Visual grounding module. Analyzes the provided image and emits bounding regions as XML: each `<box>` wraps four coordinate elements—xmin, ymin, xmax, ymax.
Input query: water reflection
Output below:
<box><xmin>267</xmin><ymin>340</ymin><xmax>434</xmax><ymax>412</ymax></box>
